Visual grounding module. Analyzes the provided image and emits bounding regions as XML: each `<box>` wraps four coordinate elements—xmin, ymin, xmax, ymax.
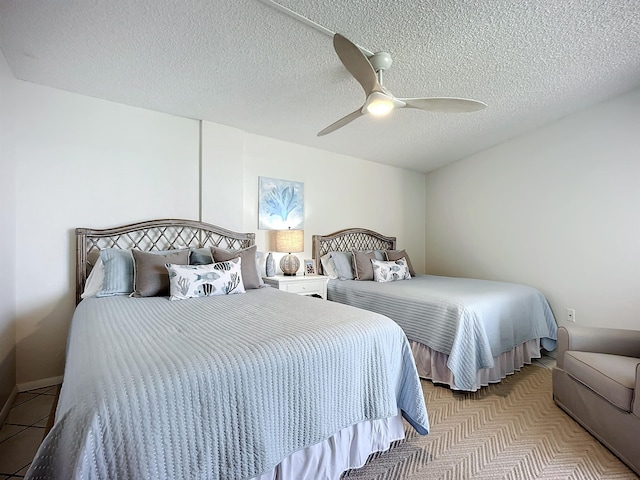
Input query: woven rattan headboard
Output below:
<box><xmin>75</xmin><ymin>219</ymin><xmax>255</xmax><ymax>305</ymax></box>
<box><xmin>312</xmin><ymin>228</ymin><xmax>396</xmax><ymax>275</ymax></box>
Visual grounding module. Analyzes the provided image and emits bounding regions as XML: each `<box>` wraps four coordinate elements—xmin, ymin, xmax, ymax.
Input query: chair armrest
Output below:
<box><xmin>557</xmin><ymin>325</ymin><xmax>640</xmax><ymax>369</ymax></box>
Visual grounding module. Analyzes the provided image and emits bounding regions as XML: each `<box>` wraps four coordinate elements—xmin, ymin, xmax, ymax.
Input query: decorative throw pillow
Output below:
<box><xmin>96</xmin><ymin>249</ymin><xmax>134</xmax><ymax>297</ymax></box>
<box><xmin>191</xmin><ymin>246</ymin><xmax>264</xmax><ymax>286</ymax></box>
<box><xmin>385</xmin><ymin>249</ymin><xmax>416</xmax><ymax>276</ymax></box>
<box><xmin>372</xmin><ymin>258</ymin><xmax>412</xmax><ymax>283</ymax></box>
<box><xmin>81</xmin><ymin>257</ymin><xmax>105</xmax><ymax>299</ymax></box>
<box><xmin>166</xmin><ymin>258</ymin><xmax>246</xmax><ymax>300</ymax></box>
<box><xmin>210</xmin><ymin>245</ymin><xmax>262</xmax><ymax>289</ymax></box>
<box><xmin>132</xmin><ymin>249</ymin><xmax>190</xmax><ymax>297</ymax></box>
<box><xmin>320</xmin><ymin>253</ymin><xmax>338</xmax><ymax>279</ymax></box>
<box><xmin>329</xmin><ymin>251</ymin><xmax>354</xmax><ymax>280</ymax></box>
<box><xmin>189</xmin><ymin>247</ymin><xmax>213</xmax><ymax>266</ymax></box>
<box><xmin>352</xmin><ymin>250</ymin><xmax>377</xmax><ymax>281</ymax></box>
<box><xmin>373</xmin><ymin>250</ymin><xmax>386</xmax><ymax>261</ymax></box>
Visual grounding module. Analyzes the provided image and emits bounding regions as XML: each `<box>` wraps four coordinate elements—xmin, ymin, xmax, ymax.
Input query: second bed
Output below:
<box><xmin>312</xmin><ymin>228</ymin><xmax>558</xmax><ymax>392</ymax></box>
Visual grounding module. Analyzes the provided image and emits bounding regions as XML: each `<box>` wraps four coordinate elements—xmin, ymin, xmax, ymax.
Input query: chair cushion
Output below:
<box><xmin>564</xmin><ymin>351</ymin><xmax>639</xmax><ymax>412</ymax></box>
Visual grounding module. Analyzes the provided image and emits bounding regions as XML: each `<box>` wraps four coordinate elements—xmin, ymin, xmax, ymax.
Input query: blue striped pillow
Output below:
<box><xmin>96</xmin><ymin>249</ymin><xmax>134</xmax><ymax>297</ymax></box>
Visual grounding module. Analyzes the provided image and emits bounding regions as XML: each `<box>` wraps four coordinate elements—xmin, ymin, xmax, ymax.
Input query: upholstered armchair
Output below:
<box><xmin>552</xmin><ymin>325</ymin><xmax>640</xmax><ymax>475</ymax></box>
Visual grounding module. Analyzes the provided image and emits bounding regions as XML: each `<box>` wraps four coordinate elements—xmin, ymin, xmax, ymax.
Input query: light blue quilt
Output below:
<box><xmin>26</xmin><ymin>288</ymin><xmax>429</xmax><ymax>480</ymax></box>
<box><xmin>328</xmin><ymin>275</ymin><xmax>558</xmax><ymax>391</ymax></box>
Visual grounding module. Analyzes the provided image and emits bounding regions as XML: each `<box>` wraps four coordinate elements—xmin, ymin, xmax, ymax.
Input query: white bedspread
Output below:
<box><xmin>328</xmin><ymin>274</ymin><xmax>557</xmax><ymax>391</ymax></box>
<box><xmin>26</xmin><ymin>288</ymin><xmax>429</xmax><ymax>480</ymax></box>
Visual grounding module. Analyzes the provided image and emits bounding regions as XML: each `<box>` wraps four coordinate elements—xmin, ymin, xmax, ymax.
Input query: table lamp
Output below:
<box><xmin>274</xmin><ymin>228</ymin><xmax>304</xmax><ymax>276</ymax></box>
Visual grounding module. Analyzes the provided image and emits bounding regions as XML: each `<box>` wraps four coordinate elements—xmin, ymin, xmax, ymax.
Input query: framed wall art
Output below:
<box><xmin>258</xmin><ymin>176</ymin><xmax>304</xmax><ymax>230</ymax></box>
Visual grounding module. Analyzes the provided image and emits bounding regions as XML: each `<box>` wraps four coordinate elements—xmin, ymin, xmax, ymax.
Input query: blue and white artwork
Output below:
<box><xmin>258</xmin><ymin>176</ymin><xmax>304</xmax><ymax>230</ymax></box>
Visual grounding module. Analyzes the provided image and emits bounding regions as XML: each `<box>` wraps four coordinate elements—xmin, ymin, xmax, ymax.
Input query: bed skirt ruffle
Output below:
<box><xmin>252</xmin><ymin>411</ymin><xmax>404</xmax><ymax>480</ymax></box>
<box><xmin>410</xmin><ymin>339</ymin><xmax>542</xmax><ymax>392</ymax></box>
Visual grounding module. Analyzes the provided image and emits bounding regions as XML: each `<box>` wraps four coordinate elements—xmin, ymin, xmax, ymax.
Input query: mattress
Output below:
<box><xmin>327</xmin><ymin>274</ymin><xmax>557</xmax><ymax>391</ymax></box>
<box><xmin>26</xmin><ymin>287</ymin><xmax>429</xmax><ymax>480</ymax></box>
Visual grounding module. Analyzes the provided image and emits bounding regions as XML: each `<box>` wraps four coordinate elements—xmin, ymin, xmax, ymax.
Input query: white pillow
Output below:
<box><xmin>371</xmin><ymin>257</ymin><xmax>412</xmax><ymax>283</ymax></box>
<box><xmin>165</xmin><ymin>257</ymin><xmax>245</xmax><ymax>300</ymax></box>
<box><xmin>81</xmin><ymin>258</ymin><xmax>105</xmax><ymax>299</ymax></box>
<box><xmin>256</xmin><ymin>251</ymin><xmax>266</xmax><ymax>283</ymax></box>
<box><xmin>320</xmin><ymin>253</ymin><xmax>338</xmax><ymax>279</ymax></box>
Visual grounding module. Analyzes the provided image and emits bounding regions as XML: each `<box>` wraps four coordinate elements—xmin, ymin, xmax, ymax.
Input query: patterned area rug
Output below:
<box><xmin>343</xmin><ymin>365</ymin><xmax>637</xmax><ymax>480</ymax></box>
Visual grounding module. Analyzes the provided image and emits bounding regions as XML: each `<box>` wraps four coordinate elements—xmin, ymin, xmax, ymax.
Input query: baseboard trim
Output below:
<box><xmin>0</xmin><ymin>385</ymin><xmax>18</xmax><ymax>427</ymax></box>
<box><xmin>17</xmin><ymin>375</ymin><xmax>64</xmax><ymax>393</ymax></box>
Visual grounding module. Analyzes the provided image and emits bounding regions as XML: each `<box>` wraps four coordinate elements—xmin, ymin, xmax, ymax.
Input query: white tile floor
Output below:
<box><xmin>0</xmin><ymin>386</ymin><xmax>59</xmax><ymax>479</ymax></box>
<box><xmin>0</xmin><ymin>356</ymin><xmax>556</xmax><ymax>478</ymax></box>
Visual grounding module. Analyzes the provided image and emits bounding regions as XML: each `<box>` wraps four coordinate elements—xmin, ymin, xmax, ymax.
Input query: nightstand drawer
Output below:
<box><xmin>283</xmin><ymin>281</ymin><xmax>323</xmax><ymax>295</ymax></box>
<box><xmin>263</xmin><ymin>275</ymin><xmax>329</xmax><ymax>299</ymax></box>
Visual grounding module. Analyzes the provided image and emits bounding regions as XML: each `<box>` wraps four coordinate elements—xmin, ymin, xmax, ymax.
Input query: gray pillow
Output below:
<box><xmin>96</xmin><ymin>249</ymin><xmax>134</xmax><ymax>297</ymax></box>
<box><xmin>132</xmin><ymin>249</ymin><xmax>190</xmax><ymax>297</ymax></box>
<box><xmin>210</xmin><ymin>245</ymin><xmax>262</xmax><ymax>289</ymax></box>
<box><xmin>189</xmin><ymin>247</ymin><xmax>213</xmax><ymax>265</ymax></box>
<box><xmin>330</xmin><ymin>251</ymin><xmax>354</xmax><ymax>280</ymax></box>
<box><xmin>385</xmin><ymin>249</ymin><xmax>416</xmax><ymax>277</ymax></box>
<box><xmin>352</xmin><ymin>250</ymin><xmax>377</xmax><ymax>281</ymax></box>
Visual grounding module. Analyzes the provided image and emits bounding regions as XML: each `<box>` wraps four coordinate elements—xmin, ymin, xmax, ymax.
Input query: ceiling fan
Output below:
<box><xmin>318</xmin><ymin>34</ymin><xmax>487</xmax><ymax>136</ymax></box>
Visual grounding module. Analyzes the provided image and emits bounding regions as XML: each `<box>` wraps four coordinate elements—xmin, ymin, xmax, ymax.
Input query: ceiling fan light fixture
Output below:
<box><xmin>363</xmin><ymin>92</ymin><xmax>395</xmax><ymax>116</ymax></box>
<box><xmin>318</xmin><ymin>33</ymin><xmax>486</xmax><ymax>136</ymax></box>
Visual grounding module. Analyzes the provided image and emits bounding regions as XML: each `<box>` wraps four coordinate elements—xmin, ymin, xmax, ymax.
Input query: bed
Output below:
<box><xmin>26</xmin><ymin>219</ymin><xmax>429</xmax><ymax>480</ymax></box>
<box><xmin>312</xmin><ymin>228</ymin><xmax>558</xmax><ymax>392</ymax></box>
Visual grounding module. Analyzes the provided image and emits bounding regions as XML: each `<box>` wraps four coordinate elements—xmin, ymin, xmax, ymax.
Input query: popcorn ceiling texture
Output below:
<box><xmin>1</xmin><ymin>0</ymin><xmax>638</xmax><ymax>173</ymax></box>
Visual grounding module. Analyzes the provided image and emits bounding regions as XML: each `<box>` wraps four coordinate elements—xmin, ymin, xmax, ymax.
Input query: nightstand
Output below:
<box><xmin>263</xmin><ymin>275</ymin><xmax>329</xmax><ymax>300</ymax></box>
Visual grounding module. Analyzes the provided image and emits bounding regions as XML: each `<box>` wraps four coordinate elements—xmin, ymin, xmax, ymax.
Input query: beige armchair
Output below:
<box><xmin>552</xmin><ymin>325</ymin><xmax>640</xmax><ymax>475</ymax></box>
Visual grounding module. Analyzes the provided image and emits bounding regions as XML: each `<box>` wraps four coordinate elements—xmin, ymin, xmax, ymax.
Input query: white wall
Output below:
<box><xmin>201</xmin><ymin>122</ymin><xmax>245</xmax><ymax>231</ymax></box>
<box><xmin>0</xmin><ymin>51</ymin><xmax>17</xmax><ymax>406</ymax></box>
<box><xmin>201</xmin><ymin>122</ymin><xmax>426</xmax><ymax>273</ymax></box>
<box><xmin>424</xmin><ymin>87</ymin><xmax>640</xmax><ymax>330</ymax></box>
<box><xmin>6</xmin><ymin>92</ymin><xmax>426</xmax><ymax>386</ymax></box>
<box><xmin>12</xmin><ymin>81</ymin><xmax>200</xmax><ymax>385</ymax></box>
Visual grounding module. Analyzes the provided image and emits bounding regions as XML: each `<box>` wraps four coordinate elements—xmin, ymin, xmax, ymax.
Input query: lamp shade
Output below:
<box><xmin>274</xmin><ymin>229</ymin><xmax>304</xmax><ymax>253</ymax></box>
<box><xmin>273</xmin><ymin>229</ymin><xmax>303</xmax><ymax>276</ymax></box>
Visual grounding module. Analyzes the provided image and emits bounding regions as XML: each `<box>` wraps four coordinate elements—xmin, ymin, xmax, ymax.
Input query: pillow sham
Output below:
<box><xmin>319</xmin><ymin>253</ymin><xmax>338</xmax><ymax>279</ymax></box>
<box><xmin>385</xmin><ymin>249</ymin><xmax>416</xmax><ymax>276</ymax></box>
<box><xmin>81</xmin><ymin>257</ymin><xmax>104</xmax><ymax>299</ymax></box>
<box><xmin>372</xmin><ymin>257</ymin><xmax>412</xmax><ymax>283</ymax></box>
<box><xmin>189</xmin><ymin>247</ymin><xmax>213</xmax><ymax>266</ymax></box>
<box><xmin>96</xmin><ymin>249</ymin><xmax>134</xmax><ymax>297</ymax></box>
<box><xmin>166</xmin><ymin>258</ymin><xmax>246</xmax><ymax>300</ymax></box>
<box><xmin>132</xmin><ymin>249</ymin><xmax>190</xmax><ymax>297</ymax></box>
<box><xmin>210</xmin><ymin>245</ymin><xmax>262</xmax><ymax>289</ymax></box>
<box><xmin>190</xmin><ymin>247</ymin><xmax>265</xmax><ymax>285</ymax></box>
<box><xmin>329</xmin><ymin>251</ymin><xmax>354</xmax><ymax>280</ymax></box>
<box><xmin>352</xmin><ymin>250</ymin><xmax>377</xmax><ymax>281</ymax></box>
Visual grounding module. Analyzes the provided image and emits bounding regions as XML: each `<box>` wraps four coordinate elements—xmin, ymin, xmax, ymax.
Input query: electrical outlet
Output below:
<box><xmin>567</xmin><ymin>308</ymin><xmax>575</xmax><ymax>323</ymax></box>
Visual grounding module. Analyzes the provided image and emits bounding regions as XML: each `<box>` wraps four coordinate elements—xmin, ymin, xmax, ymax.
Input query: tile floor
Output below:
<box><xmin>0</xmin><ymin>386</ymin><xmax>59</xmax><ymax>479</ymax></box>
<box><xmin>0</xmin><ymin>357</ymin><xmax>556</xmax><ymax>478</ymax></box>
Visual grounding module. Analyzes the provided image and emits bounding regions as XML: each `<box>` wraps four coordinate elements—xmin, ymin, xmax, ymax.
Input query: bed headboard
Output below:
<box><xmin>312</xmin><ymin>228</ymin><xmax>396</xmax><ymax>275</ymax></box>
<box><xmin>75</xmin><ymin>219</ymin><xmax>255</xmax><ymax>305</ymax></box>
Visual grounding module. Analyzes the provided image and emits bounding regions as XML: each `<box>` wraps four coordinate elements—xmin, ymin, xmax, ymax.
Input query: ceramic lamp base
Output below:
<box><xmin>280</xmin><ymin>254</ymin><xmax>300</xmax><ymax>276</ymax></box>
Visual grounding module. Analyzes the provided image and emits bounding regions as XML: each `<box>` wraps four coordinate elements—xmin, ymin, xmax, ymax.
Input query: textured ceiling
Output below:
<box><xmin>1</xmin><ymin>0</ymin><xmax>639</xmax><ymax>173</ymax></box>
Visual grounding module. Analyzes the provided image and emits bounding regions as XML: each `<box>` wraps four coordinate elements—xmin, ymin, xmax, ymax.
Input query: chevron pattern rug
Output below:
<box><xmin>342</xmin><ymin>365</ymin><xmax>637</xmax><ymax>480</ymax></box>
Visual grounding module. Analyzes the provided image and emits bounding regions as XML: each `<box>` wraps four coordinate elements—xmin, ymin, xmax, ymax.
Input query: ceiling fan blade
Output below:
<box><xmin>399</xmin><ymin>97</ymin><xmax>487</xmax><ymax>113</ymax></box>
<box><xmin>333</xmin><ymin>34</ymin><xmax>380</xmax><ymax>96</ymax></box>
<box><xmin>317</xmin><ymin>108</ymin><xmax>364</xmax><ymax>136</ymax></box>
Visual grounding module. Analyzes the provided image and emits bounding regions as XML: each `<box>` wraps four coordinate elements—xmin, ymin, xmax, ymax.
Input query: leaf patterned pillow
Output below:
<box><xmin>165</xmin><ymin>257</ymin><xmax>246</xmax><ymax>300</ymax></box>
<box><xmin>371</xmin><ymin>257</ymin><xmax>412</xmax><ymax>283</ymax></box>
